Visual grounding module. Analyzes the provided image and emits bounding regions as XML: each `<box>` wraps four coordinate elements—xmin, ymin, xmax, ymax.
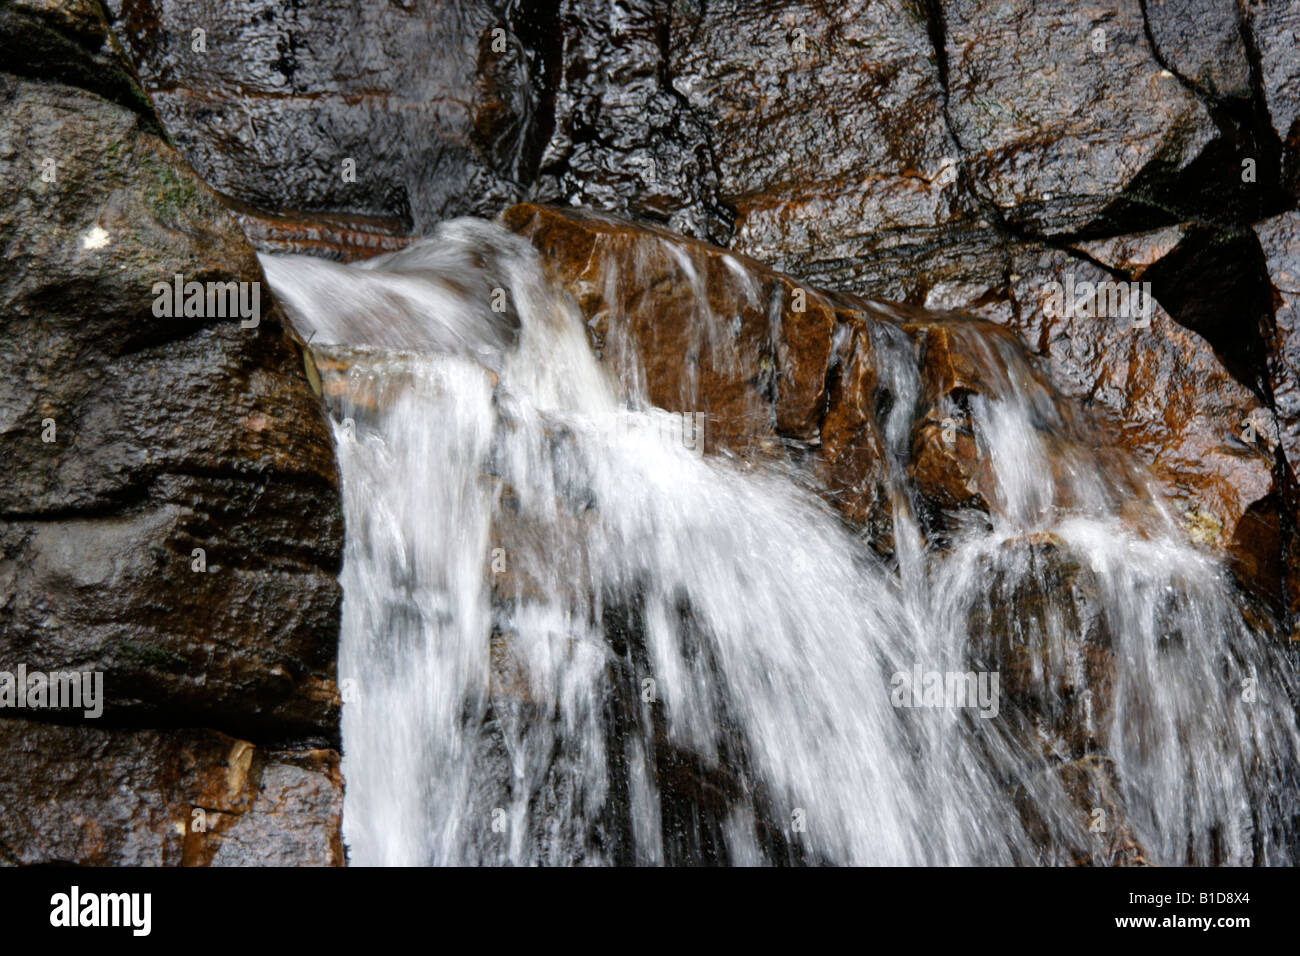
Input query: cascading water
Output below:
<box><xmin>261</xmin><ymin>217</ymin><xmax>1300</xmax><ymax>866</ymax></box>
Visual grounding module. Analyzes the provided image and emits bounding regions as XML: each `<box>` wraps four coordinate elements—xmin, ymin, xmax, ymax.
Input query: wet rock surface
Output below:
<box><xmin>0</xmin><ymin>0</ymin><xmax>344</xmax><ymax>864</ymax></box>
<box><xmin>1241</xmin><ymin>0</ymin><xmax>1300</xmax><ymax>196</ymax></box>
<box><xmin>0</xmin><ymin>721</ymin><xmax>343</xmax><ymax>865</ymax></box>
<box><xmin>1256</xmin><ymin>211</ymin><xmax>1300</xmax><ymax>632</ymax></box>
<box><xmin>104</xmin><ymin>0</ymin><xmax>541</xmax><ymax>230</ymax></box>
<box><xmin>1145</xmin><ymin>0</ymin><xmax>1252</xmax><ymax>102</ymax></box>
<box><xmin>503</xmin><ymin>202</ymin><xmax>837</xmax><ymax>454</ymax></box>
<box><xmin>997</xmin><ymin>248</ymin><xmax>1279</xmax><ymax>586</ymax></box>
<box><xmin>943</xmin><ymin>0</ymin><xmax>1220</xmax><ymax>237</ymax></box>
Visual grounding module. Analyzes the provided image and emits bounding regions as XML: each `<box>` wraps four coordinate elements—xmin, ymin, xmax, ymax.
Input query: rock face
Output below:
<box><xmin>1240</xmin><ymin>0</ymin><xmax>1300</xmax><ymax>197</ymax></box>
<box><xmin>665</xmin><ymin>0</ymin><xmax>988</xmax><ymax>295</ymax></box>
<box><xmin>503</xmin><ymin>202</ymin><xmax>836</xmax><ymax>453</ymax></box>
<box><xmin>102</xmin><ymin>0</ymin><xmax>1300</xmax><ymax>304</ymax></box>
<box><xmin>944</xmin><ymin>0</ymin><xmax>1218</xmax><ymax>237</ymax></box>
<box><xmin>0</xmin><ymin>723</ymin><xmax>344</xmax><ymax>865</ymax></box>
<box><xmin>1256</xmin><ymin>211</ymin><xmax>1300</xmax><ymax>633</ymax></box>
<box><xmin>1145</xmin><ymin>0</ymin><xmax>1252</xmax><ymax>102</ymax></box>
<box><xmin>105</xmin><ymin>0</ymin><xmax>546</xmax><ymax>234</ymax></box>
<box><xmin>0</xmin><ymin>0</ymin><xmax>343</xmax><ymax>864</ymax></box>
<box><xmin>996</xmin><ymin>247</ymin><xmax>1280</xmax><ymax>602</ymax></box>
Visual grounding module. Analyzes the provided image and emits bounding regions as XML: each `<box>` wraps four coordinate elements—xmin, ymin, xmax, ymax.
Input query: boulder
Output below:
<box><xmin>665</xmin><ymin>0</ymin><xmax>993</xmax><ymax>296</ymax></box>
<box><xmin>1144</xmin><ymin>0</ymin><xmax>1252</xmax><ymax>101</ymax></box>
<box><xmin>997</xmin><ymin>248</ymin><xmax>1278</xmax><ymax>596</ymax></box>
<box><xmin>503</xmin><ymin>202</ymin><xmax>837</xmax><ymax>453</ymax></box>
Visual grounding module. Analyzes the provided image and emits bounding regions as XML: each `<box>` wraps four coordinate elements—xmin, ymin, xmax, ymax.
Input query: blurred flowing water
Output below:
<box><xmin>261</xmin><ymin>218</ymin><xmax>1300</xmax><ymax>866</ymax></box>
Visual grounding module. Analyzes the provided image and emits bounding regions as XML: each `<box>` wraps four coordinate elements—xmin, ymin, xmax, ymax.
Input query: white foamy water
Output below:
<box><xmin>261</xmin><ymin>218</ymin><xmax>1299</xmax><ymax>866</ymax></box>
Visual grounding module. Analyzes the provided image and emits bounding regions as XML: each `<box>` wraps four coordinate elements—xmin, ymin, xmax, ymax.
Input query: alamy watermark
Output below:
<box><xmin>152</xmin><ymin>274</ymin><xmax>260</xmax><ymax>328</ymax></box>
<box><xmin>0</xmin><ymin>664</ymin><xmax>103</xmax><ymax>718</ymax></box>
<box><xmin>890</xmin><ymin>665</ymin><xmax>1000</xmax><ymax>718</ymax></box>
<box><xmin>1042</xmin><ymin>276</ymin><xmax>1153</xmax><ymax>326</ymax></box>
<box><xmin>615</xmin><ymin>409</ymin><xmax>706</xmax><ymax>456</ymax></box>
<box><xmin>50</xmin><ymin>886</ymin><xmax>150</xmax><ymax>936</ymax></box>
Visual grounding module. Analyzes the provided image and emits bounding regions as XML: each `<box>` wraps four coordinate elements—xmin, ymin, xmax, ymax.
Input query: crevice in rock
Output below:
<box><xmin>0</xmin><ymin>709</ymin><xmax>339</xmax><ymax>753</ymax></box>
<box><xmin>656</xmin><ymin>2</ymin><xmax>734</xmax><ymax>245</ymax></box>
<box><xmin>1142</xmin><ymin>224</ymin><xmax>1276</xmax><ymax>400</ymax></box>
<box><xmin>1138</xmin><ymin>0</ymin><xmax>1209</xmax><ymax>100</ymax></box>
<box><xmin>505</xmin><ymin>0</ymin><xmax>563</xmax><ymax>188</ymax></box>
<box><xmin>1236</xmin><ymin>0</ymin><xmax>1297</xmax><ymax>202</ymax></box>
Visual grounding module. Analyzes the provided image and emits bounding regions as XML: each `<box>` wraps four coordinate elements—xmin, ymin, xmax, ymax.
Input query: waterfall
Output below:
<box><xmin>260</xmin><ymin>217</ymin><xmax>1300</xmax><ymax>866</ymax></box>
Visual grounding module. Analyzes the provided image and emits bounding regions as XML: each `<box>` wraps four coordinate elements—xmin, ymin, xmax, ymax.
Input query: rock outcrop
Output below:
<box><xmin>0</xmin><ymin>0</ymin><xmax>344</xmax><ymax>865</ymax></box>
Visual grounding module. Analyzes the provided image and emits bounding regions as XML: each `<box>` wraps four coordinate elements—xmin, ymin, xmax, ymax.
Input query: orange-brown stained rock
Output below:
<box><xmin>503</xmin><ymin>203</ymin><xmax>836</xmax><ymax>454</ymax></box>
<box><xmin>234</xmin><ymin>206</ymin><xmax>416</xmax><ymax>263</ymax></box>
<box><xmin>505</xmin><ymin>203</ymin><xmax>1286</xmax><ymax>599</ymax></box>
<box><xmin>812</xmin><ymin>312</ymin><xmax>892</xmax><ymax>542</ymax></box>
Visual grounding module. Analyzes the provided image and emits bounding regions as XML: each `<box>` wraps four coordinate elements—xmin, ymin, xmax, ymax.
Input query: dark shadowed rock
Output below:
<box><xmin>1255</xmin><ymin>211</ymin><xmax>1300</xmax><ymax>632</ymax></box>
<box><xmin>966</xmin><ymin>533</ymin><xmax>1114</xmax><ymax>760</ymax></box>
<box><xmin>0</xmin><ymin>71</ymin><xmax>342</xmax><ymax>735</ymax></box>
<box><xmin>0</xmin><ymin>720</ymin><xmax>343</xmax><ymax>865</ymax></box>
<box><xmin>1257</xmin><ymin>212</ymin><xmax>1300</xmax><ymax>485</ymax></box>
<box><xmin>526</xmin><ymin>0</ymin><xmax>727</xmax><ymax>242</ymax></box>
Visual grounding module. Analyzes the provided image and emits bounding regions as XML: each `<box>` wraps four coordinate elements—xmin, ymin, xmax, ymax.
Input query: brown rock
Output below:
<box><xmin>812</xmin><ymin>313</ymin><xmax>893</xmax><ymax>542</ymax></box>
<box><xmin>1070</xmin><ymin>225</ymin><xmax>1189</xmax><ymax>279</ymax></box>
<box><xmin>233</xmin><ymin>206</ymin><xmax>416</xmax><ymax>263</ymax></box>
<box><xmin>503</xmin><ymin>202</ymin><xmax>836</xmax><ymax>452</ymax></box>
<box><xmin>0</xmin><ymin>719</ymin><xmax>343</xmax><ymax>866</ymax></box>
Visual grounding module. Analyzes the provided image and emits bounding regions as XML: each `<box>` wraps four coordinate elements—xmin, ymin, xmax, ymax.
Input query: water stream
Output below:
<box><xmin>261</xmin><ymin>217</ymin><xmax>1300</xmax><ymax>866</ymax></box>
